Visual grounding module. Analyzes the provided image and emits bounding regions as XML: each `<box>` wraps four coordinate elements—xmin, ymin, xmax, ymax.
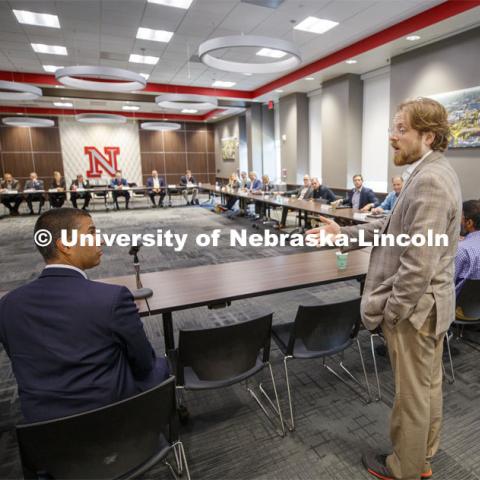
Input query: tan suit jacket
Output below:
<box><xmin>341</xmin><ymin>151</ymin><xmax>462</xmax><ymax>335</ymax></box>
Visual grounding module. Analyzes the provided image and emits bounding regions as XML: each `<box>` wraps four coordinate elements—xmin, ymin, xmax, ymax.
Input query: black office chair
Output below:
<box><xmin>16</xmin><ymin>376</ymin><xmax>191</xmax><ymax>480</ymax></box>
<box><xmin>272</xmin><ymin>298</ymin><xmax>371</xmax><ymax>431</ymax></box>
<box><xmin>444</xmin><ymin>279</ymin><xmax>480</xmax><ymax>383</ymax></box>
<box><xmin>171</xmin><ymin>314</ymin><xmax>285</xmax><ymax>436</ymax></box>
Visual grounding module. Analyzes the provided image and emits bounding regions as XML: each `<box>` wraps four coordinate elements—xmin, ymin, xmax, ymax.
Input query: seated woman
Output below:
<box><xmin>49</xmin><ymin>171</ymin><xmax>67</xmax><ymax>208</ymax></box>
<box><xmin>224</xmin><ymin>173</ymin><xmax>241</xmax><ymax>210</ymax></box>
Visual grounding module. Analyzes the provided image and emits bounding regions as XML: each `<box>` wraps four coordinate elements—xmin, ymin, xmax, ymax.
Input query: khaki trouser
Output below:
<box><xmin>381</xmin><ymin>308</ymin><xmax>445</xmax><ymax>480</ymax></box>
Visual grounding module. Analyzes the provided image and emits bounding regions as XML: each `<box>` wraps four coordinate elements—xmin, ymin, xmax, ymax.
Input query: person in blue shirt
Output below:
<box><xmin>371</xmin><ymin>176</ymin><xmax>404</xmax><ymax>214</ymax></box>
<box><xmin>339</xmin><ymin>174</ymin><xmax>379</xmax><ymax>211</ymax></box>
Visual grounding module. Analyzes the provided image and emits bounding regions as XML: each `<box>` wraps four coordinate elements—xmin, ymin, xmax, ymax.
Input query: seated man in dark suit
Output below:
<box><xmin>340</xmin><ymin>174</ymin><xmax>379</xmax><ymax>211</ymax></box>
<box><xmin>278</xmin><ymin>174</ymin><xmax>312</xmax><ymax>229</ymax></box>
<box><xmin>0</xmin><ymin>172</ymin><xmax>23</xmax><ymax>215</ymax></box>
<box><xmin>110</xmin><ymin>170</ymin><xmax>130</xmax><ymax>210</ymax></box>
<box><xmin>179</xmin><ymin>169</ymin><xmax>198</xmax><ymax>205</ymax></box>
<box><xmin>146</xmin><ymin>169</ymin><xmax>166</xmax><ymax>208</ymax></box>
<box><xmin>0</xmin><ymin>208</ymin><xmax>169</xmax><ymax>423</ymax></box>
<box><xmin>24</xmin><ymin>172</ymin><xmax>45</xmax><ymax>215</ymax></box>
<box><xmin>311</xmin><ymin>177</ymin><xmax>337</xmax><ymax>203</ymax></box>
<box><xmin>70</xmin><ymin>174</ymin><xmax>92</xmax><ymax>210</ymax></box>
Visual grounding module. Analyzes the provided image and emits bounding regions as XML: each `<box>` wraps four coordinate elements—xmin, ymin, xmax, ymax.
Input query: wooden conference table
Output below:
<box><xmin>100</xmin><ymin>249</ymin><xmax>371</xmax><ymax>351</ymax></box>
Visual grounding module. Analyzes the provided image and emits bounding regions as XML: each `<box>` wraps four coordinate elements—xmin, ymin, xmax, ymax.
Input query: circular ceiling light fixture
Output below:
<box><xmin>75</xmin><ymin>113</ymin><xmax>127</xmax><ymax>124</ymax></box>
<box><xmin>55</xmin><ymin>66</ymin><xmax>146</xmax><ymax>92</ymax></box>
<box><xmin>198</xmin><ymin>35</ymin><xmax>301</xmax><ymax>74</ymax></box>
<box><xmin>2</xmin><ymin>117</ymin><xmax>54</xmax><ymax>128</ymax></box>
<box><xmin>141</xmin><ymin>122</ymin><xmax>182</xmax><ymax>131</ymax></box>
<box><xmin>0</xmin><ymin>81</ymin><xmax>42</xmax><ymax>100</ymax></box>
<box><xmin>155</xmin><ymin>93</ymin><xmax>218</xmax><ymax>110</ymax></box>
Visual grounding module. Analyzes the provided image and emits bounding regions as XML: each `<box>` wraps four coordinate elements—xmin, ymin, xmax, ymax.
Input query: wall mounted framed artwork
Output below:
<box><xmin>221</xmin><ymin>136</ymin><xmax>238</xmax><ymax>162</ymax></box>
<box><xmin>430</xmin><ymin>85</ymin><xmax>480</xmax><ymax>148</ymax></box>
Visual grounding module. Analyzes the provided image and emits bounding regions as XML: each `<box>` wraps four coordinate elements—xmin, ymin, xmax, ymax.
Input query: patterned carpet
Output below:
<box><xmin>0</xmin><ymin>200</ymin><xmax>479</xmax><ymax>479</ymax></box>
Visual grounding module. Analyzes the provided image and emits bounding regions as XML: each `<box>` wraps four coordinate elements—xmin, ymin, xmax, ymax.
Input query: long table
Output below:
<box><xmin>100</xmin><ymin>249</ymin><xmax>370</xmax><ymax>351</ymax></box>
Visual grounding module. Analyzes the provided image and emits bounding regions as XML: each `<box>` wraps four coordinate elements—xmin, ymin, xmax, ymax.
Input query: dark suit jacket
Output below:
<box><xmin>70</xmin><ymin>179</ymin><xmax>91</xmax><ymax>189</ymax></box>
<box><xmin>51</xmin><ymin>178</ymin><xmax>66</xmax><ymax>190</ymax></box>
<box><xmin>24</xmin><ymin>179</ymin><xmax>44</xmax><ymax>191</ymax></box>
<box><xmin>179</xmin><ymin>175</ymin><xmax>197</xmax><ymax>186</ymax></box>
<box><xmin>312</xmin><ymin>185</ymin><xmax>336</xmax><ymax>203</ymax></box>
<box><xmin>146</xmin><ymin>176</ymin><xmax>166</xmax><ymax>193</ymax></box>
<box><xmin>110</xmin><ymin>178</ymin><xmax>128</xmax><ymax>188</ymax></box>
<box><xmin>0</xmin><ymin>179</ymin><xmax>20</xmax><ymax>190</ymax></box>
<box><xmin>344</xmin><ymin>187</ymin><xmax>379</xmax><ymax>209</ymax></box>
<box><xmin>0</xmin><ymin>267</ymin><xmax>169</xmax><ymax>423</ymax></box>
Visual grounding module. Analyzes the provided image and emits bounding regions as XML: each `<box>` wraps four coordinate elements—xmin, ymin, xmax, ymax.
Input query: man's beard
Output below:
<box><xmin>393</xmin><ymin>143</ymin><xmax>423</xmax><ymax>166</ymax></box>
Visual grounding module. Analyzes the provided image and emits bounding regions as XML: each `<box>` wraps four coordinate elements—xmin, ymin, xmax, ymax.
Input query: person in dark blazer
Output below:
<box><xmin>0</xmin><ymin>173</ymin><xmax>23</xmax><ymax>215</ymax></box>
<box><xmin>179</xmin><ymin>169</ymin><xmax>198</xmax><ymax>205</ymax></box>
<box><xmin>279</xmin><ymin>175</ymin><xmax>313</xmax><ymax>229</ymax></box>
<box><xmin>110</xmin><ymin>170</ymin><xmax>130</xmax><ymax>210</ymax></box>
<box><xmin>0</xmin><ymin>208</ymin><xmax>169</xmax><ymax>423</ymax></box>
<box><xmin>24</xmin><ymin>172</ymin><xmax>45</xmax><ymax>215</ymax></box>
<box><xmin>311</xmin><ymin>177</ymin><xmax>337</xmax><ymax>203</ymax></box>
<box><xmin>70</xmin><ymin>174</ymin><xmax>92</xmax><ymax>210</ymax></box>
<box><xmin>49</xmin><ymin>171</ymin><xmax>67</xmax><ymax>208</ymax></box>
<box><xmin>341</xmin><ymin>174</ymin><xmax>379</xmax><ymax>211</ymax></box>
<box><xmin>146</xmin><ymin>169</ymin><xmax>166</xmax><ymax>207</ymax></box>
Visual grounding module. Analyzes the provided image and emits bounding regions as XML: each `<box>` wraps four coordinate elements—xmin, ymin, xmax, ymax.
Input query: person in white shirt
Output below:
<box><xmin>146</xmin><ymin>170</ymin><xmax>166</xmax><ymax>208</ymax></box>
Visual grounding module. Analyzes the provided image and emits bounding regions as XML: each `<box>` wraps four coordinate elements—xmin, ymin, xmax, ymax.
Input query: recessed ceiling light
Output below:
<box><xmin>140</xmin><ymin>73</ymin><xmax>150</xmax><ymax>80</ymax></box>
<box><xmin>13</xmin><ymin>9</ymin><xmax>60</xmax><ymax>28</ymax></box>
<box><xmin>129</xmin><ymin>54</ymin><xmax>159</xmax><ymax>65</ymax></box>
<box><xmin>406</xmin><ymin>35</ymin><xmax>421</xmax><ymax>41</ymax></box>
<box><xmin>243</xmin><ymin>72</ymin><xmax>252</xmax><ymax>76</ymax></box>
<box><xmin>43</xmin><ymin>65</ymin><xmax>63</xmax><ymax>72</ymax></box>
<box><xmin>294</xmin><ymin>16</ymin><xmax>338</xmax><ymax>34</ymax></box>
<box><xmin>181</xmin><ymin>109</ymin><xmax>198</xmax><ymax>113</ymax></box>
<box><xmin>136</xmin><ymin>27</ymin><xmax>174</xmax><ymax>43</ymax></box>
<box><xmin>345</xmin><ymin>59</ymin><xmax>357</xmax><ymax>64</ymax></box>
<box><xmin>256</xmin><ymin>48</ymin><xmax>287</xmax><ymax>59</ymax></box>
<box><xmin>275</xmin><ymin>89</ymin><xmax>283</xmax><ymax>93</ymax></box>
<box><xmin>122</xmin><ymin>105</ymin><xmax>140</xmax><ymax>111</ymax></box>
<box><xmin>305</xmin><ymin>77</ymin><xmax>315</xmax><ymax>81</ymax></box>
<box><xmin>32</xmin><ymin>43</ymin><xmax>67</xmax><ymax>55</ymax></box>
<box><xmin>54</xmin><ymin>102</ymin><xmax>73</xmax><ymax>107</ymax></box>
<box><xmin>147</xmin><ymin>0</ymin><xmax>194</xmax><ymax>9</ymax></box>
<box><xmin>212</xmin><ymin>80</ymin><xmax>236</xmax><ymax>88</ymax></box>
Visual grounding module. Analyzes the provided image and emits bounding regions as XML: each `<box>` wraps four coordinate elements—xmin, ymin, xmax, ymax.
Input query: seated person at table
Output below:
<box><xmin>240</xmin><ymin>171</ymin><xmax>251</xmax><ymax>189</ymax></box>
<box><xmin>24</xmin><ymin>172</ymin><xmax>45</xmax><ymax>215</ymax></box>
<box><xmin>146</xmin><ymin>169</ymin><xmax>166</xmax><ymax>208</ymax></box>
<box><xmin>110</xmin><ymin>170</ymin><xmax>130</xmax><ymax>210</ymax></box>
<box><xmin>0</xmin><ymin>172</ymin><xmax>23</xmax><ymax>215</ymax></box>
<box><xmin>0</xmin><ymin>208</ymin><xmax>170</xmax><ymax>423</ymax></box>
<box><xmin>455</xmin><ymin>199</ymin><xmax>480</xmax><ymax>320</ymax></box>
<box><xmin>311</xmin><ymin>177</ymin><xmax>336</xmax><ymax>203</ymax></box>
<box><xmin>256</xmin><ymin>174</ymin><xmax>275</xmax><ymax>216</ymax></box>
<box><xmin>225</xmin><ymin>173</ymin><xmax>241</xmax><ymax>210</ymax></box>
<box><xmin>180</xmin><ymin>169</ymin><xmax>198</xmax><ymax>205</ymax></box>
<box><xmin>49</xmin><ymin>171</ymin><xmax>67</xmax><ymax>208</ymax></box>
<box><xmin>279</xmin><ymin>175</ymin><xmax>312</xmax><ymax>229</ymax></box>
<box><xmin>248</xmin><ymin>171</ymin><xmax>262</xmax><ymax>192</ymax></box>
<box><xmin>338</xmin><ymin>174</ymin><xmax>379</xmax><ymax>211</ymax></box>
<box><xmin>70</xmin><ymin>174</ymin><xmax>92</xmax><ymax>210</ymax></box>
<box><xmin>371</xmin><ymin>176</ymin><xmax>403</xmax><ymax>214</ymax></box>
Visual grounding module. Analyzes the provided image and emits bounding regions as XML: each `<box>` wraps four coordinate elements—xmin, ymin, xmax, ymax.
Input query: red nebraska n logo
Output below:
<box><xmin>85</xmin><ymin>146</ymin><xmax>120</xmax><ymax>178</ymax></box>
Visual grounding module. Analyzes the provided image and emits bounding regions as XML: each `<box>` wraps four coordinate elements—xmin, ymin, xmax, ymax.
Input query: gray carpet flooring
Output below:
<box><xmin>0</xmin><ymin>202</ymin><xmax>479</xmax><ymax>479</ymax></box>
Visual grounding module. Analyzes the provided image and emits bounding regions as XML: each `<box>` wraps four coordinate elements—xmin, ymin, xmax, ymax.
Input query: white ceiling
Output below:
<box><xmin>0</xmin><ymin>0</ymin><xmax>445</xmax><ymax>90</ymax></box>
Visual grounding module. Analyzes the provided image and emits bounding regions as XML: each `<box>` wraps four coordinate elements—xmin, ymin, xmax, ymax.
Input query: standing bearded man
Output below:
<box><xmin>308</xmin><ymin>97</ymin><xmax>462</xmax><ymax>480</ymax></box>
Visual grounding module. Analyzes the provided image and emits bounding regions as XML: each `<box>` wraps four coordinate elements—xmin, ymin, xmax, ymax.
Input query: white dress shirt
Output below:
<box><xmin>44</xmin><ymin>264</ymin><xmax>88</xmax><ymax>279</ymax></box>
<box><xmin>402</xmin><ymin>149</ymin><xmax>433</xmax><ymax>183</ymax></box>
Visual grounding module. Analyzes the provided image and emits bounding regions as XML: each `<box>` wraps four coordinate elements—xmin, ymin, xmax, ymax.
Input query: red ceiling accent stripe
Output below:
<box><xmin>253</xmin><ymin>0</ymin><xmax>480</xmax><ymax>97</ymax></box>
<box><xmin>0</xmin><ymin>106</ymin><xmax>221</xmax><ymax>122</ymax></box>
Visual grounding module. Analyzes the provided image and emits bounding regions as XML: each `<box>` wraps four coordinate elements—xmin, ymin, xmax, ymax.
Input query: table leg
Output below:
<box><xmin>162</xmin><ymin>311</ymin><xmax>175</xmax><ymax>351</ymax></box>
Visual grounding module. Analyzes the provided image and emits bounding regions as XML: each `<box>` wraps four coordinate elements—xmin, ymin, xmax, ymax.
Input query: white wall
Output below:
<box><xmin>308</xmin><ymin>90</ymin><xmax>322</xmax><ymax>181</ymax></box>
<box><xmin>361</xmin><ymin>67</ymin><xmax>391</xmax><ymax>193</ymax></box>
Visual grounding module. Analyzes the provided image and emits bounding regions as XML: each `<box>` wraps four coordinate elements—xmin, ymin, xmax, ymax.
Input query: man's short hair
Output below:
<box><xmin>392</xmin><ymin>176</ymin><xmax>403</xmax><ymax>183</ymax></box>
<box><xmin>353</xmin><ymin>174</ymin><xmax>363</xmax><ymax>181</ymax></box>
<box><xmin>34</xmin><ymin>208</ymin><xmax>91</xmax><ymax>261</ymax></box>
<box><xmin>397</xmin><ymin>97</ymin><xmax>450</xmax><ymax>152</ymax></box>
<box><xmin>463</xmin><ymin>200</ymin><xmax>480</xmax><ymax>230</ymax></box>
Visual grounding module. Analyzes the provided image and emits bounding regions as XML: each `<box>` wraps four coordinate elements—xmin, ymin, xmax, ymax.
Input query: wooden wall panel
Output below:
<box><xmin>1</xmin><ymin>153</ymin><xmax>34</xmax><ymax>181</ymax></box>
<box><xmin>187</xmin><ymin>153</ymin><xmax>208</xmax><ymax>173</ymax></box>
<box><xmin>0</xmin><ymin>126</ymin><xmax>31</xmax><ymax>152</ymax></box>
<box><xmin>33</xmin><ymin>153</ymin><xmax>64</xmax><ymax>178</ymax></box>
<box><xmin>164</xmin><ymin>131</ymin><xmax>186</xmax><ymax>152</ymax></box>
<box><xmin>30</xmin><ymin>127</ymin><xmax>61</xmax><ymax>152</ymax></box>
<box><xmin>139</xmin><ymin>130</ymin><xmax>164</xmax><ymax>152</ymax></box>
<box><xmin>207</xmin><ymin>153</ymin><xmax>216</xmax><ymax>174</ymax></box>
<box><xmin>165</xmin><ymin>153</ymin><xmax>187</xmax><ymax>174</ymax></box>
<box><xmin>141</xmin><ymin>153</ymin><xmax>165</xmax><ymax>177</ymax></box>
<box><xmin>187</xmin><ymin>131</ymin><xmax>207</xmax><ymax>152</ymax></box>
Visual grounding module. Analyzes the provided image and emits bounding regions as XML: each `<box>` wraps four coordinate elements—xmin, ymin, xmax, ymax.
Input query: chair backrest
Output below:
<box><xmin>288</xmin><ymin>298</ymin><xmax>361</xmax><ymax>355</ymax></box>
<box><xmin>177</xmin><ymin>314</ymin><xmax>272</xmax><ymax>384</ymax></box>
<box><xmin>457</xmin><ymin>279</ymin><xmax>480</xmax><ymax>319</ymax></box>
<box><xmin>16</xmin><ymin>376</ymin><xmax>177</xmax><ymax>480</ymax></box>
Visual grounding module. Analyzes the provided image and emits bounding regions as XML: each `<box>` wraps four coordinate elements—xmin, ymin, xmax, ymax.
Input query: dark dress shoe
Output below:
<box><xmin>362</xmin><ymin>452</ymin><xmax>395</xmax><ymax>480</ymax></box>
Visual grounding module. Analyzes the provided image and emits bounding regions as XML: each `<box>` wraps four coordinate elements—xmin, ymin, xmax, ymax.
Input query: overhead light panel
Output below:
<box><xmin>294</xmin><ymin>16</ymin><xmax>338</xmax><ymax>34</ymax></box>
<box><xmin>0</xmin><ymin>81</ymin><xmax>42</xmax><ymax>100</ymax></box>
<box><xmin>305</xmin><ymin>77</ymin><xmax>315</xmax><ymax>81</ymax></box>
<box><xmin>406</xmin><ymin>35</ymin><xmax>421</xmax><ymax>41</ymax></box>
<box><xmin>243</xmin><ymin>73</ymin><xmax>252</xmax><ymax>76</ymax></box>
<box><xmin>76</xmin><ymin>113</ymin><xmax>127</xmax><ymax>124</ymax></box>
<box><xmin>129</xmin><ymin>53</ymin><xmax>159</xmax><ymax>65</ymax></box>
<box><xmin>122</xmin><ymin>105</ymin><xmax>140</xmax><ymax>111</ymax></box>
<box><xmin>156</xmin><ymin>93</ymin><xmax>218</xmax><ymax>110</ymax></box>
<box><xmin>136</xmin><ymin>27</ymin><xmax>174</xmax><ymax>43</ymax></box>
<box><xmin>54</xmin><ymin>102</ymin><xmax>73</xmax><ymax>107</ymax></box>
<box><xmin>141</xmin><ymin>122</ymin><xmax>182</xmax><ymax>131</ymax></box>
<box><xmin>13</xmin><ymin>9</ymin><xmax>60</xmax><ymax>28</ymax></box>
<box><xmin>2</xmin><ymin>117</ymin><xmax>54</xmax><ymax>128</ymax></box>
<box><xmin>32</xmin><ymin>43</ymin><xmax>67</xmax><ymax>55</ymax></box>
<box><xmin>140</xmin><ymin>73</ymin><xmax>150</xmax><ymax>80</ymax></box>
<box><xmin>345</xmin><ymin>59</ymin><xmax>357</xmax><ymax>64</ymax></box>
<box><xmin>43</xmin><ymin>65</ymin><xmax>63</xmax><ymax>72</ymax></box>
<box><xmin>256</xmin><ymin>48</ymin><xmax>287</xmax><ymax>59</ymax></box>
<box><xmin>181</xmin><ymin>109</ymin><xmax>198</xmax><ymax>113</ymax></box>
<box><xmin>147</xmin><ymin>0</ymin><xmax>194</xmax><ymax>9</ymax></box>
<box><xmin>275</xmin><ymin>89</ymin><xmax>283</xmax><ymax>93</ymax></box>
<box><xmin>212</xmin><ymin>80</ymin><xmax>236</xmax><ymax>88</ymax></box>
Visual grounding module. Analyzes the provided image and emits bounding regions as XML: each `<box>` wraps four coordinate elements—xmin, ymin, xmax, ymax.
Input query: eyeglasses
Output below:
<box><xmin>388</xmin><ymin>126</ymin><xmax>408</xmax><ymax>136</ymax></box>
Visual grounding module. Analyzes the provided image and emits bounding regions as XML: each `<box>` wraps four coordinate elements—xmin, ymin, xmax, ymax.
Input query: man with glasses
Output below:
<box><xmin>307</xmin><ymin>98</ymin><xmax>462</xmax><ymax>480</ymax></box>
